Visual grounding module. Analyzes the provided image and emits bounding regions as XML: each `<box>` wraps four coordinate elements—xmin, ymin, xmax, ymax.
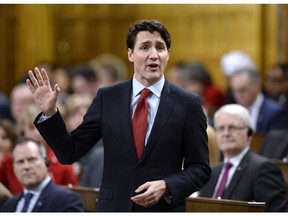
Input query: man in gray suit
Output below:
<box><xmin>199</xmin><ymin>104</ymin><xmax>288</xmax><ymax>212</ymax></box>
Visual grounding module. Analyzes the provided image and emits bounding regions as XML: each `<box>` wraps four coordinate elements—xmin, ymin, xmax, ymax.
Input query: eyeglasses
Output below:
<box><xmin>215</xmin><ymin>125</ymin><xmax>247</xmax><ymax>133</ymax></box>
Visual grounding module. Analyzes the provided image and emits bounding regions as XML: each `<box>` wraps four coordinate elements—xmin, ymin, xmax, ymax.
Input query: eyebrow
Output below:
<box><xmin>139</xmin><ymin>40</ymin><xmax>165</xmax><ymax>46</ymax></box>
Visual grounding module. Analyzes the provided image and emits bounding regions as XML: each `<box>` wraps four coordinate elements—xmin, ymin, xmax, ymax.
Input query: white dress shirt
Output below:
<box><xmin>212</xmin><ymin>147</ymin><xmax>250</xmax><ymax>198</ymax></box>
<box><xmin>16</xmin><ymin>176</ymin><xmax>51</xmax><ymax>212</ymax></box>
<box><xmin>131</xmin><ymin>75</ymin><xmax>165</xmax><ymax>145</ymax></box>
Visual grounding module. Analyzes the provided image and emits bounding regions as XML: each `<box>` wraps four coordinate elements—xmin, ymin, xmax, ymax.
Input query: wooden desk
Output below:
<box><xmin>68</xmin><ymin>186</ymin><xmax>265</xmax><ymax>212</ymax></box>
<box><xmin>67</xmin><ymin>185</ymin><xmax>99</xmax><ymax>212</ymax></box>
<box><xmin>186</xmin><ymin>197</ymin><xmax>265</xmax><ymax>212</ymax></box>
<box><xmin>250</xmin><ymin>133</ymin><xmax>266</xmax><ymax>153</ymax></box>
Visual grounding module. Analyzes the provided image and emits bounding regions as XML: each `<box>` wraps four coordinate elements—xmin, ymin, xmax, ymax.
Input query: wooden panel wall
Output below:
<box><xmin>0</xmin><ymin>4</ymin><xmax>284</xmax><ymax>95</ymax></box>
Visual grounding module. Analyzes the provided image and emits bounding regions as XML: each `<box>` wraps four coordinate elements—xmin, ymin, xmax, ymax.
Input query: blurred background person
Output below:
<box><xmin>50</xmin><ymin>64</ymin><xmax>72</xmax><ymax>105</ymax></box>
<box><xmin>181</xmin><ymin>61</ymin><xmax>224</xmax><ymax>123</ymax></box>
<box><xmin>10</xmin><ymin>83</ymin><xmax>35</xmax><ymax>124</ymax></box>
<box><xmin>65</xmin><ymin>93</ymin><xmax>104</xmax><ymax>187</ymax></box>
<box><xmin>220</xmin><ymin>50</ymin><xmax>258</xmax><ymax>104</ymax></box>
<box><xmin>199</xmin><ymin>104</ymin><xmax>288</xmax><ymax>212</ymax></box>
<box><xmin>167</xmin><ymin>62</ymin><xmax>187</xmax><ymax>89</ymax></box>
<box><xmin>0</xmin><ymin>105</ymin><xmax>78</xmax><ymax>195</ymax></box>
<box><xmin>265</xmin><ymin>63</ymin><xmax>288</xmax><ymax>112</ymax></box>
<box><xmin>69</xmin><ymin>64</ymin><xmax>100</xmax><ymax>97</ymax></box>
<box><xmin>229</xmin><ymin>68</ymin><xmax>288</xmax><ymax>133</ymax></box>
<box><xmin>89</xmin><ymin>53</ymin><xmax>128</xmax><ymax>88</ymax></box>
<box><xmin>0</xmin><ymin>137</ymin><xmax>83</xmax><ymax>212</ymax></box>
<box><xmin>0</xmin><ymin>119</ymin><xmax>19</xmax><ymax>165</ymax></box>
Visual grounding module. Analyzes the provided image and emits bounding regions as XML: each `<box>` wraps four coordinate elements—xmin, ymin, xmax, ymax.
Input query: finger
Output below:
<box><xmin>28</xmin><ymin>69</ymin><xmax>39</xmax><ymax>88</ymax></box>
<box><xmin>135</xmin><ymin>182</ymin><xmax>150</xmax><ymax>193</ymax></box>
<box><xmin>26</xmin><ymin>79</ymin><xmax>35</xmax><ymax>94</ymax></box>
<box><xmin>35</xmin><ymin>67</ymin><xmax>45</xmax><ymax>86</ymax></box>
<box><xmin>41</xmin><ymin>68</ymin><xmax>51</xmax><ymax>87</ymax></box>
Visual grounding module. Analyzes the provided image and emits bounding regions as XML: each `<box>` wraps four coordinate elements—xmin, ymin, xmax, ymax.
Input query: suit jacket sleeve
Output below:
<box><xmin>34</xmin><ymin>94</ymin><xmax>103</xmax><ymax>164</ymax></box>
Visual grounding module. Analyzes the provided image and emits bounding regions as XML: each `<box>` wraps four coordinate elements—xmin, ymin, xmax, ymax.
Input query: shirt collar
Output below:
<box><xmin>24</xmin><ymin>176</ymin><xmax>51</xmax><ymax>195</ymax></box>
<box><xmin>248</xmin><ymin>93</ymin><xmax>264</xmax><ymax>114</ymax></box>
<box><xmin>132</xmin><ymin>75</ymin><xmax>165</xmax><ymax>99</ymax></box>
<box><xmin>224</xmin><ymin>147</ymin><xmax>250</xmax><ymax>168</ymax></box>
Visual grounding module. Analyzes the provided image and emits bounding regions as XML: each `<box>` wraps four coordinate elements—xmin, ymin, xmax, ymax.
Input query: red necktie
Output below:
<box><xmin>132</xmin><ymin>88</ymin><xmax>151</xmax><ymax>159</ymax></box>
<box><xmin>214</xmin><ymin>162</ymin><xmax>233</xmax><ymax>199</ymax></box>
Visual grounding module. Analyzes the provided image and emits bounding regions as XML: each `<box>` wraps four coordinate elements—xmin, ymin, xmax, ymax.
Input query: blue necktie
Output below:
<box><xmin>21</xmin><ymin>192</ymin><xmax>33</xmax><ymax>212</ymax></box>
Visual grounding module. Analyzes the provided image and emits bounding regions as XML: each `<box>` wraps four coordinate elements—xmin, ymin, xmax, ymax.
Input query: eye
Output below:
<box><xmin>157</xmin><ymin>45</ymin><xmax>165</xmax><ymax>51</ymax></box>
<box><xmin>15</xmin><ymin>160</ymin><xmax>24</xmax><ymax>166</ymax></box>
<box><xmin>140</xmin><ymin>45</ymin><xmax>149</xmax><ymax>51</ymax></box>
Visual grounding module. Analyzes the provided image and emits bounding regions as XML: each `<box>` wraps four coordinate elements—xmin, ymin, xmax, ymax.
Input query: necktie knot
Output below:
<box><xmin>225</xmin><ymin>161</ymin><xmax>233</xmax><ymax>170</ymax></box>
<box><xmin>139</xmin><ymin>88</ymin><xmax>151</xmax><ymax>100</ymax></box>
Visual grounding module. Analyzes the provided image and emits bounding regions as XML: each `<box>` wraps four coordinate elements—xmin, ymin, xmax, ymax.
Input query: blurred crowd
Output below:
<box><xmin>1</xmin><ymin>50</ymin><xmax>288</xmax><ymax>211</ymax></box>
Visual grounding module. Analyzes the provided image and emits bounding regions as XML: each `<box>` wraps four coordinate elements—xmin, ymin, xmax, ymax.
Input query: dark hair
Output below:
<box><xmin>69</xmin><ymin>64</ymin><xmax>98</xmax><ymax>82</ymax></box>
<box><xmin>273</xmin><ymin>63</ymin><xmax>288</xmax><ymax>77</ymax></box>
<box><xmin>182</xmin><ymin>61</ymin><xmax>212</xmax><ymax>86</ymax></box>
<box><xmin>126</xmin><ymin>20</ymin><xmax>171</xmax><ymax>50</ymax></box>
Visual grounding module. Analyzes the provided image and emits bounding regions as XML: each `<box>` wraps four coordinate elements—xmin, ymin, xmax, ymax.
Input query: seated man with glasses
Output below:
<box><xmin>199</xmin><ymin>104</ymin><xmax>288</xmax><ymax>212</ymax></box>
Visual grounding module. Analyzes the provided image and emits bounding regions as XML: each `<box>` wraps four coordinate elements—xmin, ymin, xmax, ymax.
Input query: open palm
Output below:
<box><xmin>26</xmin><ymin>67</ymin><xmax>60</xmax><ymax>116</ymax></box>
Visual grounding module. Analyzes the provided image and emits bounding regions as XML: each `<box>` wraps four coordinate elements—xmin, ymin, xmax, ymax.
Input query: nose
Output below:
<box><xmin>22</xmin><ymin>160</ymin><xmax>31</xmax><ymax>169</ymax></box>
<box><xmin>149</xmin><ymin>48</ymin><xmax>158</xmax><ymax>60</ymax></box>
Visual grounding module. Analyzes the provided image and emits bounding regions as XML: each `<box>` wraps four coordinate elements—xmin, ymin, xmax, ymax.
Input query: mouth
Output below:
<box><xmin>147</xmin><ymin>63</ymin><xmax>159</xmax><ymax>71</ymax></box>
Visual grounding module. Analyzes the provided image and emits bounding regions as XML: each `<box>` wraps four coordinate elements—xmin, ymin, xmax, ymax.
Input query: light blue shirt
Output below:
<box><xmin>16</xmin><ymin>176</ymin><xmax>51</xmax><ymax>212</ymax></box>
<box><xmin>131</xmin><ymin>75</ymin><xmax>165</xmax><ymax>145</ymax></box>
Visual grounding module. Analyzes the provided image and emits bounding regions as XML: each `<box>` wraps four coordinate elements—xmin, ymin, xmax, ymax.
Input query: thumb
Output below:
<box><xmin>53</xmin><ymin>84</ymin><xmax>61</xmax><ymax>97</ymax></box>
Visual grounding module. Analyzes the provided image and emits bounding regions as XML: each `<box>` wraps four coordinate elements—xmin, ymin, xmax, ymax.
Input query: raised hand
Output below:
<box><xmin>26</xmin><ymin>67</ymin><xmax>60</xmax><ymax>116</ymax></box>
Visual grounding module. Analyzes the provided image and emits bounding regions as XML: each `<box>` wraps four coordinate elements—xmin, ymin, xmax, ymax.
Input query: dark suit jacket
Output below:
<box><xmin>200</xmin><ymin>150</ymin><xmax>288</xmax><ymax>212</ymax></box>
<box><xmin>34</xmin><ymin>80</ymin><xmax>211</xmax><ymax>212</ymax></box>
<box><xmin>0</xmin><ymin>180</ymin><xmax>83</xmax><ymax>212</ymax></box>
<box><xmin>259</xmin><ymin>129</ymin><xmax>288</xmax><ymax>160</ymax></box>
<box><xmin>256</xmin><ymin>96</ymin><xmax>287</xmax><ymax>133</ymax></box>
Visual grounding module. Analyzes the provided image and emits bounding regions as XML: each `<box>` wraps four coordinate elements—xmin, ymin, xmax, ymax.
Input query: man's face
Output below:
<box><xmin>13</xmin><ymin>141</ymin><xmax>47</xmax><ymax>189</ymax></box>
<box><xmin>128</xmin><ymin>31</ymin><xmax>169</xmax><ymax>86</ymax></box>
<box><xmin>215</xmin><ymin>113</ymin><xmax>250</xmax><ymax>158</ymax></box>
<box><xmin>230</xmin><ymin>72</ymin><xmax>259</xmax><ymax>107</ymax></box>
<box><xmin>11</xmin><ymin>85</ymin><xmax>34</xmax><ymax>121</ymax></box>
<box><xmin>266</xmin><ymin>67</ymin><xmax>287</xmax><ymax>100</ymax></box>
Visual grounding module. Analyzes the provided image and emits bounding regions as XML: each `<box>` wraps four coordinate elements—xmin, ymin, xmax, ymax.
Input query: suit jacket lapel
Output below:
<box><xmin>115</xmin><ymin>80</ymin><xmax>138</xmax><ymax>161</ymax></box>
<box><xmin>139</xmin><ymin>81</ymin><xmax>175</xmax><ymax>162</ymax></box>
<box><xmin>32</xmin><ymin>181</ymin><xmax>52</xmax><ymax>212</ymax></box>
<box><xmin>224</xmin><ymin>151</ymin><xmax>250</xmax><ymax>198</ymax></box>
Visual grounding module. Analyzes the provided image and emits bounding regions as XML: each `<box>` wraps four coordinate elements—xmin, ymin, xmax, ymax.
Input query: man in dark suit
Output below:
<box><xmin>229</xmin><ymin>68</ymin><xmax>288</xmax><ymax>134</ymax></box>
<box><xmin>199</xmin><ymin>104</ymin><xmax>288</xmax><ymax>212</ymax></box>
<box><xmin>0</xmin><ymin>137</ymin><xmax>83</xmax><ymax>212</ymax></box>
<box><xmin>26</xmin><ymin>20</ymin><xmax>211</xmax><ymax>212</ymax></box>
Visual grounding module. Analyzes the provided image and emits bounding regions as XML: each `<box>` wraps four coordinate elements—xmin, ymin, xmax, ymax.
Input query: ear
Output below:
<box><xmin>44</xmin><ymin>158</ymin><xmax>50</xmax><ymax>167</ymax></box>
<box><xmin>247</xmin><ymin>128</ymin><xmax>253</xmax><ymax>137</ymax></box>
<box><xmin>128</xmin><ymin>48</ymin><xmax>133</xmax><ymax>63</ymax></box>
